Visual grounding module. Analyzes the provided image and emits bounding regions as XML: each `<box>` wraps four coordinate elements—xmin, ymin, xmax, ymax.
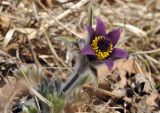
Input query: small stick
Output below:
<box><xmin>37</xmin><ymin>0</ymin><xmax>89</xmax><ymax>38</ymax></box>
<box><xmin>83</xmin><ymin>84</ymin><xmax>122</xmax><ymax>98</ymax></box>
<box><xmin>43</xmin><ymin>31</ymin><xmax>70</xmax><ymax>71</ymax></box>
<box><xmin>83</xmin><ymin>84</ymin><xmax>132</xmax><ymax>103</ymax></box>
<box><xmin>134</xmin><ymin>48</ymin><xmax>160</xmax><ymax>54</ymax></box>
<box><xmin>26</xmin><ymin>36</ymin><xmax>41</xmax><ymax>66</ymax></box>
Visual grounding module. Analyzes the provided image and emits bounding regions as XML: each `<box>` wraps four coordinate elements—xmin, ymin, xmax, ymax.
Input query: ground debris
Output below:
<box><xmin>0</xmin><ymin>0</ymin><xmax>159</xmax><ymax>113</ymax></box>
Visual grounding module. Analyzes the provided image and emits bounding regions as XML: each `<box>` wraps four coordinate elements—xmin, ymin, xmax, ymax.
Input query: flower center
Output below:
<box><xmin>91</xmin><ymin>36</ymin><xmax>113</xmax><ymax>60</ymax></box>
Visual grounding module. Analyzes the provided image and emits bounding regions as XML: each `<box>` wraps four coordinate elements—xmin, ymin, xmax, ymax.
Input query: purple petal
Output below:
<box><xmin>110</xmin><ymin>48</ymin><xmax>128</xmax><ymax>59</ymax></box>
<box><xmin>104</xmin><ymin>59</ymin><xmax>114</xmax><ymax>70</ymax></box>
<box><xmin>87</xmin><ymin>26</ymin><xmax>94</xmax><ymax>42</ymax></box>
<box><xmin>95</xmin><ymin>18</ymin><xmax>106</xmax><ymax>36</ymax></box>
<box><xmin>106</xmin><ymin>28</ymin><xmax>122</xmax><ymax>47</ymax></box>
<box><xmin>81</xmin><ymin>45</ymin><xmax>95</xmax><ymax>55</ymax></box>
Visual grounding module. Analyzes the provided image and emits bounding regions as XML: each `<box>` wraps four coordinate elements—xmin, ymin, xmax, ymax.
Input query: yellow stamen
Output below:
<box><xmin>91</xmin><ymin>36</ymin><xmax>113</xmax><ymax>60</ymax></box>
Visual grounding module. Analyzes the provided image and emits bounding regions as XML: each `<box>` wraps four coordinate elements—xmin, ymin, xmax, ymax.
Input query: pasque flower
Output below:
<box><xmin>81</xmin><ymin>18</ymin><xmax>128</xmax><ymax>69</ymax></box>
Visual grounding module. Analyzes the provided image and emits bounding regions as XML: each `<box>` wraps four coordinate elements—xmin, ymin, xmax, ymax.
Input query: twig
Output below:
<box><xmin>34</xmin><ymin>95</ymin><xmax>41</xmax><ymax>113</ymax></box>
<box><xmin>83</xmin><ymin>85</ymin><xmax>132</xmax><ymax>103</ymax></box>
<box><xmin>84</xmin><ymin>85</ymin><xmax>120</xmax><ymax>98</ymax></box>
<box><xmin>31</xmin><ymin>1</ymin><xmax>39</xmax><ymax>21</ymax></box>
<box><xmin>99</xmin><ymin>100</ymin><xmax>111</xmax><ymax>112</ymax></box>
<box><xmin>144</xmin><ymin>54</ymin><xmax>159</xmax><ymax>64</ymax></box>
<box><xmin>43</xmin><ymin>31</ymin><xmax>70</xmax><ymax>70</ymax></box>
<box><xmin>26</xmin><ymin>36</ymin><xmax>41</xmax><ymax>66</ymax></box>
<box><xmin>137</xmin><ymin>54</ymin><xmax>151</xmax><ymax>75</ymax></box>
<box><xmin>44</xmin><ymin>0</ymin><xmax>89</xmax><ymax>26</ymax></box>
<box><xmin>37</xmin><ymin>0</ymin><xmax>89</xmax><ymax>38</ymax></box>
<box><xmin>31</xmin><ymin>88</ymin><xmax>53</xmax><ymax>107</ymax></box>
<box><xmin>0</xmin><ymin>73</ymin><xmax>8</xmax><ymax>84</ymax></box>
<box><xmin>134</xmin><ymin>48</ymin><xmax>160</xmax><ymax>54</ymax></box>
<box><xmin>133</xmin><ymin>61</ymin><xmax>144</xmax><ymax>75</ymax></box>
<box><xmin>106</xmin><ymin>106</ymin><xmax>124</xmax><ymax>109</ymax></box>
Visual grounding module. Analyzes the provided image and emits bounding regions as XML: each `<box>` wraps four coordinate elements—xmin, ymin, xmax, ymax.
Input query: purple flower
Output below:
<box><xmin>81</xmin><ymin>18</ymin><xmax>128</xmax><ymax>70</ymax></box>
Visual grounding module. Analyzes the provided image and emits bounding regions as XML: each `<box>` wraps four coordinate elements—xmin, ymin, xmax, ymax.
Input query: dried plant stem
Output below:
<box><xmin>106</xmin><ymin>106</ymin><xmax>124</xmax><ymax>109</ymax></box>
<box><xmin>34</xmin><ymin>96</ymin><xmax>41</xmax><ymax>113</ymax></box>
<box><xmin>54</xmin><ymin>0</ymin><xmax>89</xmax><ymax>21</ymax></box>
<box><xmin>31</xmin><ymin>88</ymin><xmax>53</xmax><ymax>107</ymax></box>
<box><xmin>0</xmin><ymin>73</ymin><xmax>8</xmax><ymax>84</ymax></box>
<box><xmin>83</xmin><ymin>85</ymin><xmax>132</xmax><ymax>103</ymax></box>
<box><xmin>44</xmin><ymin>31</ymin><xmax>70</xmax><ymax>70</ymax></box>
<box><xmin>133</xmin><ymin>61</ymin><xmax>144</xmax><ymax>75</ymax></box>
<box><xmin>83</xmin><ymin>85</ymin><xmax>122</xmax><ymax>98</ymax></box>
<box><xmin>135</xmin><ymin>48</ymin><xmax>160</xmax><ymax>54</ymax></box>
<box><xmin>26</xmin><ymin>37</ymin><xmax>41</xmax><ymax>66</ymax></box>
<box><xmin>144</xmin><ymin>54</ymin><xmax>159</xmax><ymax>64</ymax></box>
<box><xmin>38</xmin><ymin>0</ymin><xmax>89</xmax><ymax>24</ymax></box>
<box><xmin>37</xmin><ymin>0</ymin><xmax>89</xmax><ymax>38</ymax></box>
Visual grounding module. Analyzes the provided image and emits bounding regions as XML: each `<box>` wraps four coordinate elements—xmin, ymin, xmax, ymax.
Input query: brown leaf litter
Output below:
<box><xmin>0</xmin><ymin>0</ymin><xmax>160</xmax><ymax>113</ymax></box>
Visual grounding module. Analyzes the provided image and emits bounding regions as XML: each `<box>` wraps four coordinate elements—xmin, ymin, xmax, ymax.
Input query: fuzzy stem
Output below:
<box><xmin>60</xmin><ymin>54</ymin><xmax>88</xmax><ymax>94</ymax></box>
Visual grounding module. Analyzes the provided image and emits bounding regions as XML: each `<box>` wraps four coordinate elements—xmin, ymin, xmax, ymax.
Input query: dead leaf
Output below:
<box><xmin>97</xmin><ymin>58</ymin><xmax>134</xmax><ymax>83</ymax></box>
<box><xmin>0</xmin><ymin>76</ymin><xmax>28</xmax><ymax>113</ymax></box>
<box><xmin>146</xmin><ymin>93</ymin><xmax>159</xmax><ymax>110</ymax></box>
<box><xmin>2</xmin><ymin>28</ymin><xmax>37</xmax><ymax>48</ymax></box>
<box><xmin>2</xmin><ymin>29</ymin><xmax>15</xmax><ymax>48</ymax></box>
<box><xmin>0</xmin><ymin>15</ymin><xmax>11</xmax><ymax>28</ymax></box>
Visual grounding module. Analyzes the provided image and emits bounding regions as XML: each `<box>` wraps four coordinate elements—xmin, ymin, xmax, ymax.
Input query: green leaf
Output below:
<box><xmin>21</xmin><ymin>97</ymin><xmax>38</xmax><ymax>113</ymax></box>
<box><xmin>47</xmin><ymin>93</ymin><xmax>66</xmax><ymax>113</ymax></box>
<box><xmin>23</xmin><ymin>104</ymin><xmax>38</xmax><ymax>113</ymax></box>
<box><xmin>26</xmin><ymin>106</ymin><xmax>38</xmax><ymax>113</ymax></box>
<box><xmin>88</xmin><ymin>5</ymin><xmax>93</xmax><ymax>26</ymax></box>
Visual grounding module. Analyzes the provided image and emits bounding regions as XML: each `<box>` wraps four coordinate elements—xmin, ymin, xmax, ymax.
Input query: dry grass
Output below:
<box><xmin>0</xmin><ymin>0</ymin><xmax>160</xmax><ymax>113</ymax></box>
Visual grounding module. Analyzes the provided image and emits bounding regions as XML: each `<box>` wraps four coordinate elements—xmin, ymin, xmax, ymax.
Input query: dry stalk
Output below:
<box><xmin>134</xmin><ymin>48</ymin><xmax>160</xmax><ymax>54</ymax></box>
<box><xmin>83</xmin><ymin>85</ymin><xmax>131</xmax><ymax>103</ymax></box>
<box><xmin>37</xmin><ymin>0</ymin><xmax>89</xmax><ymax>38</ymax></box>
<box><xmin>43</xmin><ymin>31</ymin><xmax>70</xmax><ymax>70</ymax></box>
